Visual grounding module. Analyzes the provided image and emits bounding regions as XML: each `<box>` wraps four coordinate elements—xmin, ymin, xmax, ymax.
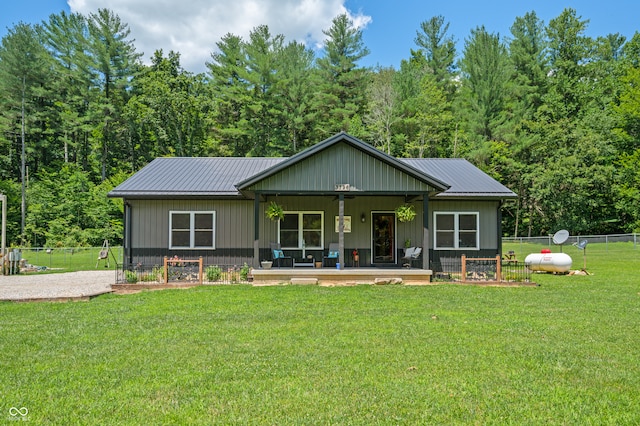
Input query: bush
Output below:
<box><xmin>240</xmin><ymin>263</ymin><xmax>250</xmax><ymax>281</ymax></box>
<box><xmin>206</xmin><ymin>265</ymin><xmax>222</xmax><ymax>281</ymax></box>
<box><xmin>125</xmin><ymin>270</ymin><xmax>138</xmax><ymax>283</ymax></box>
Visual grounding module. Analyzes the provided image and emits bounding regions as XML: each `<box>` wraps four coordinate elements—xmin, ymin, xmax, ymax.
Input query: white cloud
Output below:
<box><xmin>68</xmin><ymin>0</ymin><xmax>372</xmax><ymax>74</ymax></box>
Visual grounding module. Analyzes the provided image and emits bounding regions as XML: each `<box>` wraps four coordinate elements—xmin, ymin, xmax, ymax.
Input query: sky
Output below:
<box><xmin>1</xmin><ymin>0</ymin><xmax>639</xmax><ymax>74</ymax></box>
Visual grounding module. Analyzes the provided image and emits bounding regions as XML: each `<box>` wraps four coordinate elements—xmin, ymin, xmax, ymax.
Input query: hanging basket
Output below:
<box><xmin>266</xmin><ymin>201</ymin><xmax>285</xmax><ymax>222</ymax></box>
<box><xmin>395</xmin><ymin>204</ymin><xmax>416</xmax><ymax>223</ymax></box>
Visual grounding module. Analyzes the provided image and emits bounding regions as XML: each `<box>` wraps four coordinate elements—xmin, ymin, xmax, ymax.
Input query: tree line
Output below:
<box><xmin>1</xmin><ymin>8</ymin><xmax>639</xmax><ymax>247</ymax></box>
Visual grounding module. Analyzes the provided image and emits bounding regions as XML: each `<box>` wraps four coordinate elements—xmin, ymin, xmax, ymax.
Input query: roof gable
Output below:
<box><xmin>109</xmin><ymin>133</ymin><xmax>515</xmax><ymax>200</ymax></box>
<box><xmin>236</xmin><ymin>133</ymin><xmax>450</xmax><ymax>194</ymax></box>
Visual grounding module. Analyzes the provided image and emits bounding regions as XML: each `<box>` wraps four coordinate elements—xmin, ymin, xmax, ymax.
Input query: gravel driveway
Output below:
<box><xmin>0</xmin><ymin>270</ymin><xmax>114</xmax><ymax>301</ymax></box>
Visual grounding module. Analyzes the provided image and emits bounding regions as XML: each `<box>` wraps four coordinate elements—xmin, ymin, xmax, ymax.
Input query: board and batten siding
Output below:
<box><xmin>248</xmin><ymin>143</ymin><xmax>435</xmax><ymax>193</ymax></box>
<box><xmin>127</xmin><ymin>199</ymin><xmax>254</xmax><ymax>266</ymax></box>
<box><xmin>430</xmin><ymin>199</ymin><xmax>500</xmax><ymax>249</ymax></box>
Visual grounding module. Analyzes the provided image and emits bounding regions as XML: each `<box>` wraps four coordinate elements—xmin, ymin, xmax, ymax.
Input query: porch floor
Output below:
<box><xmin>251</xmin><ymin>267</ymin><xmax>432</xmax><ymax>286</ymax></box>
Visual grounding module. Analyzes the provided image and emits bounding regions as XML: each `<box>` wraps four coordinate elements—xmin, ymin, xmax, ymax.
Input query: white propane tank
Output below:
<box><xmin>524</xmin><ymin>252</ymin><xmax>572</xmax><ymax>273</ymax></box>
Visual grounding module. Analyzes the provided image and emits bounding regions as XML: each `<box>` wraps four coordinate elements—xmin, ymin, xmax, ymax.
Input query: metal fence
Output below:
<box><xmin>5</xmin><ymin>246</ymin><xmax>123</xmax><ymax>273</ymax></box>
<box><xmin>503</xmin><ymin>233</ymin><xmax>638</xmax><ymax>250</ymax></box>
<box><xmin>117</xmin><ymin>263</ymin><xmax>252</xmax><ymax>285</ymax></box>
<box><xmin>432</xmin><ymin>256</ymin><xmax>531</xmax><ymax>283</ymax></box>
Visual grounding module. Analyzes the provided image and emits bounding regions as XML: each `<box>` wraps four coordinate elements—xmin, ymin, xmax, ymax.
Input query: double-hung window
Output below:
<box><xmin>434</xmin><ymin>212</ymin><xmax>479</xmax><ymax>250</ymax></box>
<box><xmin>169</xmin><ymin>211</ymin><xmax>216</xmax><ymax>249</ymax></box>
<box><xmin>279</xmin><ymin>212</ymin><xmax>323</xmax><ymax>249</ymax></box>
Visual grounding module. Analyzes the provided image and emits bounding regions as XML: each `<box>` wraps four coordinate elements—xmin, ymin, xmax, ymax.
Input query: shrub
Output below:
<box><xmin>125</xmin><ymin>270</ymin><xmax>138</xmax><ymax>283</ymax></box>
<box><xmin>240</xmin><ymin>263</ymin><xmax>250</xmax><ymax>281</ymax></box>
<box><xmin>206</xmin><ymin>265</ymin><xmax>222</xmax><ymax>282</ymax></box>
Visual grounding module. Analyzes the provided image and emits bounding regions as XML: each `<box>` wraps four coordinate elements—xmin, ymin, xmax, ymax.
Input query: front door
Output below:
<box><xmin>372</xmin><ymin>212</ymin><xmax>395</xmax><ymax>264</ymax></box>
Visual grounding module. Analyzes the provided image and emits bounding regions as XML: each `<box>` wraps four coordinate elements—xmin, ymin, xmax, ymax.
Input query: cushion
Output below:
<box><xmin>328</xmin><ymin>251</ymin><xmax>338</xmax><ymax>258</ymax></box>
<box><xmin>274</xmin><ymin>249</ymin><xmax>284</xmax><ymax>259</ymax></box>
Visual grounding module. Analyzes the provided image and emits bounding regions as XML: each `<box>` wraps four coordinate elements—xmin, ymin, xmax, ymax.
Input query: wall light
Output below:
<box><xmin>361</xmin><ymin>213</ymin><xmax>366</xmax><ymax>223</ymax></box>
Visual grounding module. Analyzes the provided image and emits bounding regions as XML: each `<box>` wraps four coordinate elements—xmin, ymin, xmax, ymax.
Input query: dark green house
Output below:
<box><xmin>108</xmin><ymin>133</ymin><xmax>516</xmax><ymax>270</ymax></box>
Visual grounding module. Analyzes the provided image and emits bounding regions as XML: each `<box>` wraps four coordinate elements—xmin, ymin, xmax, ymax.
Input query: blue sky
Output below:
<box><xmin>1</xmin><ymin>0</ymin><xmax>639</xmax><ymax>73</ymax></box>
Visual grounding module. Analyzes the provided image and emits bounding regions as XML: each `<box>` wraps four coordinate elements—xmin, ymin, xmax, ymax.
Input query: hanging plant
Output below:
<box><xmin>396</xmin><ymin>204</ymin><xmax>416</xmax><ymax>223</ymax></box>
<box><xmin>265</xmin><ymin>201</ymin><xmax>285</xmax><ymax>221</ymax></box>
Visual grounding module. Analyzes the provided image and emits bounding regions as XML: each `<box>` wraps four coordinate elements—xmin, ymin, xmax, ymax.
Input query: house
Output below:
<box><xmin>108</xmin><ymin>133</ymin><xmax>516</xmax><ymax>272</ymax></box>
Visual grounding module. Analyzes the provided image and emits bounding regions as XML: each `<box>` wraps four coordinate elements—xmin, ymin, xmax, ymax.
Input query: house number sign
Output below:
<box><xmin>335</xmin><ymin>183</ymin><xmax>351</xmax><ymax>191</ymax></box>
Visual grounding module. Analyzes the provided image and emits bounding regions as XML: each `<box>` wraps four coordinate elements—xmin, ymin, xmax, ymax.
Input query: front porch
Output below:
<box><xmin>251</xmin><ymin>267</ymin><xmax>432</xmax><ymax>286</ymax></box>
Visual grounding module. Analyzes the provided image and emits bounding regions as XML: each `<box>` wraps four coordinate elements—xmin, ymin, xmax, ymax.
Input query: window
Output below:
<box><xmin>434</xmin><ymin>212</ymin><xmax>478</xmax><ymax>249</ymax></box>
<box><xmin>279</xmin><ymin>212</ymin><xmax>324</xmax><ymax>249</ymax></box>
<box><xmin>169</xmin><ymin>211</ymin><xmax>215</xmax><ymax>249</ymax></box>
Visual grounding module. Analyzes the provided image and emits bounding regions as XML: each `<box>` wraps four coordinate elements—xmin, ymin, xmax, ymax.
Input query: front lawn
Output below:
<box><xmin>1</xmin><ymin>242</ymin><xmax>638</xmax><ymax>424</ymax></box>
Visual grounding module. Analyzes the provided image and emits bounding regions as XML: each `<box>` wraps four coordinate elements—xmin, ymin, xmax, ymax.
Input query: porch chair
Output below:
<box><xmin>322</xmin><ymin>243</ymin><xmax>340</xmax><ymax>267</ymax></box>
<box><xmin>401</xmin><ymin>247</ymin><xmax>422</xmax><ymax>268</ymax></box>
<box><xmin>270</xmin><ymin>242</ymin><xmax>292</xmax><ymax>268</ymax></box>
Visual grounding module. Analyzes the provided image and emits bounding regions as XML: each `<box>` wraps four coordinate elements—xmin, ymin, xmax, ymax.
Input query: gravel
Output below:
<box><xmin>0</xmin><ymin>270</ymin><xmax>114</xmax><ymax>301</ymax></box>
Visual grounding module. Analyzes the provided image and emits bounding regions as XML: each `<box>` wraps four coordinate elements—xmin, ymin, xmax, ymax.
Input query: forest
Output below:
<box><xmin>1</xmin><ymin>7</ymin><xmax>639</xmax><ymax>248</ymax></box>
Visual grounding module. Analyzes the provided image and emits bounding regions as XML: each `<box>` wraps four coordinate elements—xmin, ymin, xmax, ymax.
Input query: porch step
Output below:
<box><xmin>290</xmin><ymin>277</ymin><xmax>318</xmax><ymax>285</ymax></box>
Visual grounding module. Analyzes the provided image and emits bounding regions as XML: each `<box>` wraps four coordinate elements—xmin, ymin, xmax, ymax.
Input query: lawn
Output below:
<box><xmin>1</xmin><ymin>242</ymin><xmax>639</xmax><ymax>424</ymax></box>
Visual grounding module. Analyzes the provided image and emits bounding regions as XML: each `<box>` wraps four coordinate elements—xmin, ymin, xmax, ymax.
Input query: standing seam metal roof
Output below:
<box><xmin>108</xmin><ymin>156</ymin><xmax>515</xmax><ymax>199</ymax></box>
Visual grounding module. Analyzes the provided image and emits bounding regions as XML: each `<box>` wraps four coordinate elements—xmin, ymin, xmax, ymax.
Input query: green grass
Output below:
<box><xmin>13</xmin><ymin>247</ymin><xmax>122</xmax><ymax>272</ymax></box>
<box><xmin>1</xmin><ymin>243</ymin><xmax>639</xmax><ymax>424</ymax></box>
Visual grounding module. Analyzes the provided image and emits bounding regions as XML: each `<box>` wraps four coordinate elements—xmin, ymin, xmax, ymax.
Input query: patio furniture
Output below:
<box><xmin>270</xmin><ymin>242</ymin><xmax>292</xmax><ymax>268</ymax></box>
<box><xmin>294</xmin><ymin>256</ymin><xmax>315</xmax><ymax>267</ymax></box>
<box><xmin>401</xmin><ymin>247</ymin><xmax>422</xmax><ymax>268</ymax></box>
<box><xmin>322</xmin><ymin>243</ymin><xmax>339</xmax><ymax>267</ymax></box>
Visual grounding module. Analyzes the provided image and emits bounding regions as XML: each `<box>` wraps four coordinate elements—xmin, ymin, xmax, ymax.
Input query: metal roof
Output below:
<box><xmin>236</xmin><ymin>132</ymin><xmax>450</xmax><ymax>192</ymax></box>
<box><xmin>108</xmin><ymin>157</ymin><xmax>286</xmax><ymax>198</ymax></box>
<box><xmin>109</xmin><ymin>141</ymin><xmax>515</xmax><ymax>200</ymax></box>
<box><xmin>402</xmin><ymin>158</ymin><xmax>516</xmax><ymax>199</ymax></box>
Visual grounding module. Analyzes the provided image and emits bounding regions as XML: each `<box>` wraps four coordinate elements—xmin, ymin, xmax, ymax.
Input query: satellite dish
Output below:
<box><xmin>552</xmin><ymin>229</ymin><xmax>569</xmax><ymax>245</ymax></box>
<box><xmin>574</xmin><ymin>240</ymin><xmax>588</xmax><ymax>250</ymax></box>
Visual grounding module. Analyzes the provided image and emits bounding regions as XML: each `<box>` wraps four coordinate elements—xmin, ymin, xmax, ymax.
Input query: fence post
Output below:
<box><xmin>199</xmin><ymin>257</ymin><xmax>203</xmax><ymax>285</ymax></box>
<box><xmin>461</xmin><ymin>254</ymin><xmax>466</xmax><ymax>282</ymax></box>
<box><xmin>496</xmin><ymin>254</ymin><xmax>501</xmax><ymax>282</ymax></box>
<box><xmin>163</xmin><ymin>256</ymin><xmax>168</xmax><ymax>284</ymax></box>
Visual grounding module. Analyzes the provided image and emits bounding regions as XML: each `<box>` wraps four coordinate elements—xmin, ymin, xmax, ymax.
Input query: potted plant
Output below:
<box><xmin>261</xmin><ymin>260</ymin><xmax>273</xmax><ymax>269</ymax></box>
<box><xmin>352</xmin><ymin>249</ymin><xmax>359</xmax><ymax>263</ymax></box>
<box><xmin>396</xmin><ymin>204</ymin><xmax>416</xmax><ymax>223</ymax></box>
<box><xmin>265</xmin><ymin>201</ymin><xmax>285</xmax><ymax>221</ymax></box>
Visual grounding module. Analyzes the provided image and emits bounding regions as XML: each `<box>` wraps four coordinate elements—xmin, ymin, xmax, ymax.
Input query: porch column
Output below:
<box><xmin>338</xmin><ymin>193</ymin><xmax>345</xmax><ymax>270</ymax></box>
<box><xmin>497</xmin><ymin>201</ymin><xmax>503</xmax><ymax>258</ymax></box>
<box><xmin>423</xmin><ymin>194</ymin><xmax>429</xmax><ymax>270</ymax></box>
<box><xmin>254</xmin><ymin>195</ymin><xmax>260</xmax><ymax>268</ymax></box>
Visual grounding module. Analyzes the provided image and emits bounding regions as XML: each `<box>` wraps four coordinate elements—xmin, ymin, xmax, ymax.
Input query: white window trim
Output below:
<box><xmin>278</xmin><ymin>211</ymin><xmax>324</xmax><ymax>249</ymax></box>
<box><xmin>169</xmin><ymin>211</ymin><xmax>216</xmax><ymax>250</ymax></box>
<box><xmin>433</xmin><ymin>212</ymin><xmax>479</xmax><ymax>250</ymax></box>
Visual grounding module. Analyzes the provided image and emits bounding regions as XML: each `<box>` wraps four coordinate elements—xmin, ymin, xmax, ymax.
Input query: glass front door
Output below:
<box><xmin>372</xmin><ymin>212</ymin><xmax>395</xmax><ymax>264</ymax></box>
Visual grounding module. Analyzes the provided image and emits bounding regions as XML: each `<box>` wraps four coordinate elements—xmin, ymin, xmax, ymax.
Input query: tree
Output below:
<box><xmin>458</xmin><ymin>26</ymin><xmax>511</xmax><ymax>145</ymax></box>
<box><xmin>544</xmin><ymin>8</ymin><xmax>592</xmax><ymax>120</ymax></box>
<box><xmin>364</xmin><ymin>67</ymin><xmax>398</xmax><ymax>154</ymax></box>
<box><xmin>272</xmin><ymin>41</ymin><xmax>317</xmax><ymax>154</ymax></box>
<box><xmin>42</xmin><ymin>12</ymin><xmax>93</xmax><ymax>167</ymax></box>
<box><xmin>414</xmin><ymin>15</ymin><xmax>457</xmax><ymax>96</ymax></box>
<box><xmin>404</xmin><ymin>73</ymin><xmax>454</xmax><ymax>158</ymax></box>
<box><xmin>87</xmin><ymin>8</ymin><xmax>141</xmax><ymax>180</ymax></box>
<box><xmin>207</xmin><ymin>33</ymin><xmax>251</xmax><ymax>156</ymax></box>
<box><xmin>126</xmin><ymin>50</ymin><xmax>209</xmax><ymax>165</ymax></box>
<box><xmin>0</xmin><ymin>22</ymin><xmax>52</xmax><ymax>240</ymax></box>
<box><xmin>242</xmin><ymin>25</ymin><xmax>285</xmax><ymax>156</ymax></box>
<box><xmin>315</xmin><ymin>14</ymin><xmax>370</xmax><ymax>135</ymax></box>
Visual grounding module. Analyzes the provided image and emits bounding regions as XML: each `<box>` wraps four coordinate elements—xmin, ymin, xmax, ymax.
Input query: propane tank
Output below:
<box><xmin>524</xmin><ymin>252</ymin><xmax>572</xmax><ymax>273</ymax></box>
